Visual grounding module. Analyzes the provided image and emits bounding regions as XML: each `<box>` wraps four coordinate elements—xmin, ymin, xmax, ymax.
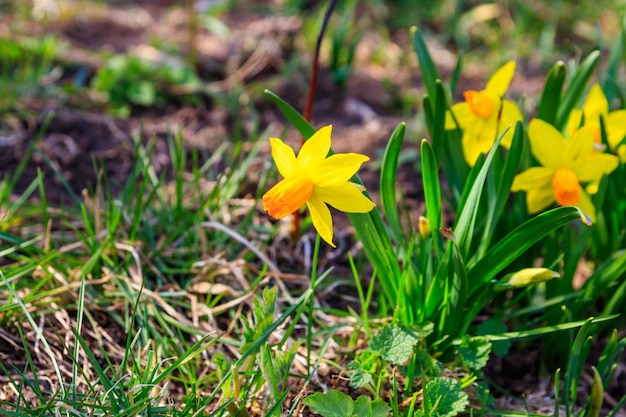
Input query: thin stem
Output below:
<box><xmin>307</xmin><ymin>234</ymin><xmax>321</xmax><ymax>378</ymax></box>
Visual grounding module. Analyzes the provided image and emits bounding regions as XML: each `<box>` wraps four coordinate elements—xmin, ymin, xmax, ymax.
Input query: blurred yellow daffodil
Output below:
<box><xmin>445</xmin><ymin>61</ymin><xmax>523</xmax><ymax>166</ymax></box>
<box><xmin>262</xmin><ymin>125</ymin><xmax>375</xmax><ymax>247</ymax></box>
<box><xmin>566</xmin><ymin>84</ymin><xmax>626</xmax><ymax>162</ymax></box>
<box><xmin>511</xmin><ymin>119</ymin><xmax>619</xmax><ymax>222</ymax></box>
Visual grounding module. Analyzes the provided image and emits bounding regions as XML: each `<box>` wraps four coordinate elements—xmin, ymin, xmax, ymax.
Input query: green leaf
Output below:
<box><xmin>565</xmin><ymin>319</ymin><xmax>595</xmax><ymax>413</ymax></box>
<box><xmin>459</xmin><ymin>336</ymin><xmax>491</xmax><ymax>371</ymax></box>
<box><xmin>369</xmin><ymin>399</ymin><xmax>392</xmax><ymax>417</ymax></box>
<box><xmin>596</xmin><ymin>330</ymin><xmax>626</xmax><ymax>385</ymax></box>
<box><xmin>127</xmin><ymin>80</ymin><xmax>156</xmax><ymax>106</ymax></box>
<box><xmin>348</xmin><ymin>350</ymin><xmax>379</xmax><ymax>388</ymax></box>
<box><xmin>353</xmin><ymin>396</ymin><xmax>370</xmax><ymax>417</ymax></box>
<box><xmin>370</xmin><ymin>323</ymin><xmax>421</xmax><ymax>365</ymax></box>
<box><xmin>476</xmin><ymin>320</ymin><xmax>510</xmax><ymax>357</ymax></box>
<box><xmin>477</xmin><ymin>316</ymin><xmax>617</xmax><ymax>342</ymax></box>
<box><xmin>264</xmin><ymin>89</ymin><xmax>315</xmax><ymax>138</ymax></box>
<box><xmin>556</xmin><ymin>50</ymin><xmax>601</xmax><ymax>130</ymax></box>
<box><xmin>449</xmin><ymin>51</ymin><xmax>463</xmax><ymax>98</ymax></box>
<box><xmin>536</xmin><ymin>61</ymin><xmax>566</xmax><ymax>125</ymax></box>
<box><xmin>422</xmin><ymin>377</ymin><xmax>469</xmax><ymax>417</ymax></box>
<box><xmin>304</xmin><ymin>390</ymin><xmax>353</xmax><ymax>417</ymax></box>
<box><xmin>581</xmin><ymin>249</ymin><xmax>626</xmax><ymax>311</ymax></box>
<box><xmin>348</xmin><ymin>364</ymin><xmax>373</xmax><ymax>389</ymax></box>
<box><xmin>454</xmin><ymin>126</ymin><xmax>509</xmax><ymax>258</ymax></box>
<box><xmin>380</xmin><ymin>123</ymin><xmax>407</xmax><ymax>243</ymax></box>
<box><xmin>467</xmin><ymin>206</ymin><xmax>591</xmax><ymax>294</ymax></box>
<box><xmin>477</xmin><ymin>121</ymin><xmax>525</xmax><ymax>255</ymax></box>
<box><xmin>352</xmin><ymin>396</ymin><xmax>391</xmax><ymax>417</ymax></box>
<box><xmin>431</xmin><ymin>80</ymin><xmax>448</xmax><ymax>161</ymax></box>
<box><xmin>603</xmin><ymin>17</ymin><xmax>625</xmax><ymax>105</ymax></box>
<box><xmin>413</xmin><ymin>348</ymin><xmax>443</xmax><ymax>378</ymax></box>
<box><xmin>421</xmin><ymin>139</ymin><xmax>442</xmax><ymax>233</ymax></box>
<box><xmin>412</xmin><ymin>26</ymin><xmax>443</xmax><ymax>114</ymax></box>
<box><xmin>241</xmin><ymin>287</ymin><xmax>277</xmax><ymax>353</ymax></box>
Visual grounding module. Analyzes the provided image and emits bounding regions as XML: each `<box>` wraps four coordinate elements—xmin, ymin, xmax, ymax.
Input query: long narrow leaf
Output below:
<box><xmin>468</xmin><ymin>206</ymin><xmax>591</xmax><ymax>293</ymax></box>
<box><xmin>474</xmin><ymin>315</ymin><xmax>617</xmax><ymax>342</ymax></box>
<box><xmin>264</xmin><ymin>89</ymin><xmax>316</xmax><ymax>138</ymax></box>
<box><xmin>556</xmin><ymin>50</ymin><xmax>601</xmax><ymax>130</ymax></box>
<box><xmin>412</xmin><ymin>26</ymin><xmax>443</xmax><ymax>114</ymax></box>
<box><xmin>564</xmin><ymin>319</ymin><xmax>594</xmax><ymax>413</ymax></box>
<box><xmin>536</xmin><ymin>61</ymin><xmax>566</xmax><ymax>125</ymax></box>
<box><xmin>455</xmin><ymin>127</ymin><xmax>509</xmax><ymax>258</ymax></box>
<box><xmin>477</xmin><ymin>122</ymin><xmax>525</xmax><ymax>256</ymax></box>
<box><xmin>421</xmin><ymin>139</ymin><xmax>443</xmax><ymax>240</ymax></box>
<box><xmin>380</xmin><ymin>123</ymin><xmax>407</xmax><ymax>243</ymax></box>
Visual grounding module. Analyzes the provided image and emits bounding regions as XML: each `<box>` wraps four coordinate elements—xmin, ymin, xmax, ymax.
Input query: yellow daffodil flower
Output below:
<box><xmin>262</xmin><ymin>125</ymin><xmax>375</xmax><ymax>247</ymax></box>
<box><xmin>511</xmin><ymin>119</ymin><xmax>619</xmax><ymax>222</ymax></box>
<box><xmin>566</xmin><ymin>84</ymin><xmax>626</xmax><ymax>162</ymax></box>
<box><xmin>445</xmin><ymin>61</ymin><xmax>523</xmax><ymax>166</ymax></box>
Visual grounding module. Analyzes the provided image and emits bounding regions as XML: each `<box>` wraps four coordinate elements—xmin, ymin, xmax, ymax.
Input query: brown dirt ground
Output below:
<box><xmin>0</xmin><ymin>0</ymin><xmax>624</xmax><ymax>415</ymax></box>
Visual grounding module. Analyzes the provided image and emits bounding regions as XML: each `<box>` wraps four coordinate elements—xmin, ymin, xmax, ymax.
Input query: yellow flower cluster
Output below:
<box><xmin>446</xmin><ymin>63</ymin><xmax>622</xmax><ymax>222</ymax></box>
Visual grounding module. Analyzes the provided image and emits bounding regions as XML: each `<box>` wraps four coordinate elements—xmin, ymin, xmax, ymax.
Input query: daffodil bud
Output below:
<box><xmin>418</xmin><ymin>216</ymin><xmax>431</xmax><ymax>239</ymax></box>
<box><xmin>589</xmin><ymin>366</ymin><xmax>603</xmax><ymax>417</ymax></box>
<box><xmin>500</xmin><ymin>268</ymin><xmax>559</xmax><ymax>289</ymax></box>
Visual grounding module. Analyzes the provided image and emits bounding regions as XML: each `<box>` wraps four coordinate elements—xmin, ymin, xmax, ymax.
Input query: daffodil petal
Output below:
<box><xmin>564</xmin><ymin>125</ymin><xmax>595</xmax><ymax>163</ymax></box>
<box><xmin>511</xmin><ymin>167</ymin><xmax>553</xmax><ymax>191</ymax></box>
<box><xmin>298</xmin><ymin>125</ymin><xmax>332</xmax><ymax>171</ymax></box>
<box><xmin>446</xmin><ymin>103</ymin><xmax>474</xmax><ymax>130</ymax></box>
<box><xmin>462</xmin><ymin>119</ymin><xmax>496</xmax><ymax>166</ymax></box>
<box><xmin>486</xmin><ymin>61</ymin><xmax>516</xmax><ymax>96</ymax></box>
<box><xmin>566</xmin><ymin>109</ymin><xmax>584</xmax><ymax>138</ymax></box>
<box><xmin>306</xmin><ymin>194</ymin><xmax>335</xmax><ymax>247</ymax></box>
<box><xmin>498</xmin><ymin>100</ymin><xmax>523</xmax><ymax>148</ymax></box>
<box><xmin>617</xmin><ymin>145</ymin><xmax>626</xmax><ymax>163</ymax></box>
<box><xmin>575</xmin><ymin>191</ymin><xmax>596</xmax><ymax>223</ymax></box>
<box><xmin>583</xmin><ymin>84</ymin><xmax>608</xmax><ymax>121</ymax></box>
<box><xmin>573</xmin><ymin>153</ymin><xmax>619</xmax><ymax>182</ymax></box>
<box><xmin>314</xmin><ymin>153</ymin><xmax>369</xmax><ymax>187</ymax></box>
<box><xmin>526</xmin><ymin>185</ymin><xmax>555</xmax><ymax>214</ymax></box>
<box><xmin>263</xmin><ymin>176</ymin><xmax>314</xmax><ymax>219</ymax></box>
<box><xmin>528</xmin><ymin>119</ymin><xmax>564</xmax><ymax>168</ymax></box>
<box><xmin>605</xmin><ymin>110</ymin><xmax>626</xmax><ymax>149</ymax></box>
<box><xmin>314</xmin><ymin>182</ymin><xmax>376</xmax><ymax>213</ymax></box>
<box><xmin>270</xmin><ymin>138</ymin><xmax>298</xmax><ymax>178</ymax></box>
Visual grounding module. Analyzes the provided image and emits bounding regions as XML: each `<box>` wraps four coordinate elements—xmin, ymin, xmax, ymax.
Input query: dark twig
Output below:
<box><xmin>303</xmin><ymin>0</ymin><xmax>338</xmax><ymax>125</ymax></box>
<box><xmin>293</xmin><ymin>0</ymin><xmax>337</xmax><ymax>235</ymax></box>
